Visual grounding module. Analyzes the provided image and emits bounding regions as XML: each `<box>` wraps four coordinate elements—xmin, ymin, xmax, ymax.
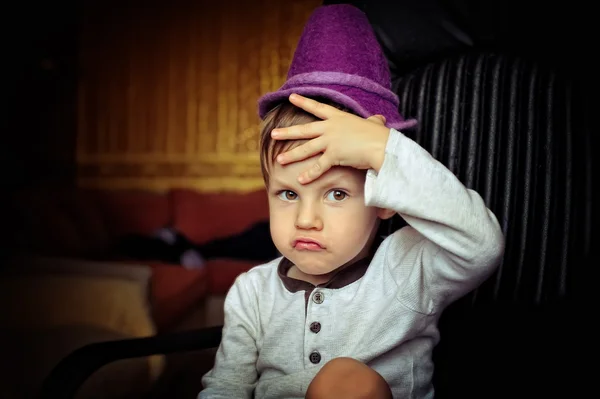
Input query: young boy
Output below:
<box><xmin>199</xmin><ymin>4</ymin><xmax>504</xmax><ymax>399</ymax></box>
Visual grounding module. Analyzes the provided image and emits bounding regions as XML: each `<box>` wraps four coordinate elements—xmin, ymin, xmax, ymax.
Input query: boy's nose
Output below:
<box><xmin>295</xmin><ymin>204</ymin><xmax>323</xmax><ymax>230</ymax></box>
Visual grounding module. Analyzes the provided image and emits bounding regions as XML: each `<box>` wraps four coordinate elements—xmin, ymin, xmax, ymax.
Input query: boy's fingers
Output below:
<box><xmin>271</xmin><ymin>120</ymin><xmax>327</xmax><ymax>140</ymax></box>
<box><xmin>367</xmin><ymin>114</ymin><xmax>386</xmax><ymax>125</ymax></box>
<box><xmin>288</xmin><ymin>93</ymin><xmax>345</xmax><ymax>120</ymax></box>
<box><xmin>277</xmin><ymin>137</ymin><xmax>326</xmax><ymax>165</ymax></box>
<box><xmin>299</xmin><ymin>155</ymin><xmax>332</xmax><ymax>184</ymax></box>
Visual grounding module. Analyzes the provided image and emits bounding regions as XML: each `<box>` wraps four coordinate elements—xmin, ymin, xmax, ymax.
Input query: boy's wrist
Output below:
<box><xmin>369</xmin><ymin>126</ymin><xmax>391</xmax><ymax>172</ymax></box>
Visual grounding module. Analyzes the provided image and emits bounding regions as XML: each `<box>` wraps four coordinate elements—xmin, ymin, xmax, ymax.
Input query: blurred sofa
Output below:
<box><xmin>3</xmin><ymin>184</ymin><xmax>270</xmax><ymax>331</ymax></box>
<box><xmin>1</xmin><ymin>184</ymin><xmax>271</xmax><ymax>397</ymax></box>
<box><xmin>0</xmin><ymin>257</ymin><xmax>163</xmax><ymax>398</ymax></box>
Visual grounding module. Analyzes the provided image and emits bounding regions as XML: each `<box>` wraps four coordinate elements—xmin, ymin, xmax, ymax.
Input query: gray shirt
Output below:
<box><xmin>199</xmin><ymin>129</ymin><xmax>505</xmax><ymax>398</ymax></box>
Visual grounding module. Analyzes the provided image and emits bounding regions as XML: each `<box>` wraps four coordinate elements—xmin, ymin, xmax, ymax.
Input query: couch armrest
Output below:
<box><xmin>39</xmin><ymin>326</ymin><xmax>223</xmax><ymax>399</ymax></box>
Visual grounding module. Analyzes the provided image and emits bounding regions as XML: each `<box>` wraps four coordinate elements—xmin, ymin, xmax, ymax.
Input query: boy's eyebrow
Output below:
<box><xmin>269</xmin><ymin>176</ymin><xmax>301</xmax><ymax>190</ymax></box>
<box><xmin>313</xmin><ymin>173</ymin><xmax>353</xmax><ymax>188</ymax></box>
<box><xmin>270</xmin><ymin>172</ymin><xmax>355</xmax><ymax>190</ymax></box>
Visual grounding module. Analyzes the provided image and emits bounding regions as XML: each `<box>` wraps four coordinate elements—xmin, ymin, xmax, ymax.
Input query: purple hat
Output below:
<box><xmin>258</xmin><ymin>4</ymin><xmax>417</xmax><ymax>130</ymax></box>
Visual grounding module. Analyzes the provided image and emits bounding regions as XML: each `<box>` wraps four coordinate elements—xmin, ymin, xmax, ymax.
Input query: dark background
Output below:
<box><xmin>3</xmin><ymin>1</ymin><xmax>79</xmax><ymax>191</ymax></box>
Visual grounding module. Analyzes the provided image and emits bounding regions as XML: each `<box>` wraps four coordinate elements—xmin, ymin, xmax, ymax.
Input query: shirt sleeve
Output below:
<box><xmin>365</xmin><ymin>128</ymin><xmax>505</xmax><ymax>312</ymax></box>
<box><xmin>199</xmin><ymin>274</ymin><xmax>259</xmax><ymax>398</ymax></box>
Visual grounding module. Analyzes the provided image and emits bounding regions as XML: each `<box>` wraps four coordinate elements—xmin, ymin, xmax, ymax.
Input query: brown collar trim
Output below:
<box><xmin>277</xmin><ymin>254</ymin><xmax>373</xmax><ymax>293</ymax></box>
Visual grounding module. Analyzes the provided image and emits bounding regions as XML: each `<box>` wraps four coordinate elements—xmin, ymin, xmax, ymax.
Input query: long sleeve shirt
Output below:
<box><xmin>199</xmin><ymin>128</ymin><xmax>505</xmax><ymax>398</ymax></box>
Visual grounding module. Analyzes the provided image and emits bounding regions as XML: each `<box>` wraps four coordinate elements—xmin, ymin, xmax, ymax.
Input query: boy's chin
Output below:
<box><xmin>296</xmin><ymin>267</ymin><xmax>338</xmax><ymax>279</ymax></box>
<box><xmin>290</xmin><ymin>257</ymin><xmax>340</xmax><ymax>276</ymax></box>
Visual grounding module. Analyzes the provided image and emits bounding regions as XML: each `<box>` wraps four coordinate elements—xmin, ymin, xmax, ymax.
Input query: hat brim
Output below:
<box><xmin>258</xmin><ymin>86</ymin><xmax>418</xmax><ymax>131</ymax></box>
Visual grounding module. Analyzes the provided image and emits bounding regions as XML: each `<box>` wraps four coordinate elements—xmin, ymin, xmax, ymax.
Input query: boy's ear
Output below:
<box><xmin>376</xmin><ymin>208</ymin><xmax>395</xmax><ymax>220</ymax></box>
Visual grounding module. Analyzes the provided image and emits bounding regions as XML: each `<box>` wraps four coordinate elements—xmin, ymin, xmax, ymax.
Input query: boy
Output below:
<box><xmin>199</xmin><ymin>4</ymin><xmax>504</xmax><ymax>399</ymax></box>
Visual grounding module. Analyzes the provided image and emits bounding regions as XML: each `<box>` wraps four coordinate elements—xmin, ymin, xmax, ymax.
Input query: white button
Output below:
<box><xmin>312</xmin><ymin>291</ymin><xmax>324</xmax><ymax>304</ymax></box>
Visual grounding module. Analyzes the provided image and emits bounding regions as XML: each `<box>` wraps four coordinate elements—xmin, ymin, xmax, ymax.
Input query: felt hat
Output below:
<box><xmin>258</xmin><ymin>4</ymin><xmax>417</xmax><ymax>130</ymax></box>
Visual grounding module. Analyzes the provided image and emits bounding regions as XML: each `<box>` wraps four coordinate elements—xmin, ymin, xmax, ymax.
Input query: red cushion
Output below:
<box><xmin>171</xmin><ymin>189</ymin><xmax>269</xmax><ymax>244</ymax></box>
<box><xmin>95</xmin><ymin>190</ymin><xmax>171</xmax><ymax>237</ymax></box>
<box><xmin>53</xmin><ymin>189</ymin><xmax>111</xmax><ymax>256</ymax></box>
<box><xmin>206</xmin><ymin>259</ymin><xmax>259</xmax><ymax>295</ymax></box>
<box><xmin>149</xmin><ymin>263</ymin><xmax>209</xmax><ymax>331</ymax></box>
<box><xmin>27</xmin><ymin>200</ymin><xmax>85</xmax><ymax>256</ymax></box>
<box><xmin>11</xmin><ymin>191</ymin><xmax>85</xmax><ymax>256</ymax></box>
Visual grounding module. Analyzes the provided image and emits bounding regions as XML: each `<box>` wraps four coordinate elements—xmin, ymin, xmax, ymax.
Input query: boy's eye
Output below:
<box><xmin>326</xmin><ymin>190</ymin><xmax>347</xmax><ymax>202</ymax></box>
<box><xmin>277</xmin><ymin>190</ymin><xmax>298</xmax><ymax>201</ymax></box>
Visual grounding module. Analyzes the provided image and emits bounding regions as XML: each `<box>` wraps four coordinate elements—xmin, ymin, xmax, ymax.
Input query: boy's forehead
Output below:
<box><xmin>270</xmin><ymin>159</ymin><xmax>365</xmax><ymax>186</ymax></box>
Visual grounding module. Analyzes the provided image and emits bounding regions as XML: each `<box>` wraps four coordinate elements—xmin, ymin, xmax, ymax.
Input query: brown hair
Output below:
<box><xmin>259</xmin><ymin>99</ymin><xmax>350</xmax><ymax>186</ymax></box>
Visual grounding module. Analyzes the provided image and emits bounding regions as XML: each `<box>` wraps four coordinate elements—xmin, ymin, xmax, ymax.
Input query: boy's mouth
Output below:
<box><xmin>292</xmin><ymin>237</ymin><xmax>325</xmax><ymax>251</ymax></box>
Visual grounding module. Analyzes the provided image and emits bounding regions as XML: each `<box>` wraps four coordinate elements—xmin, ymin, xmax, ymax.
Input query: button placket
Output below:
<box><xmin>306</xmin><ymin>288</ymin><xmax>328</xmax><ymax>367</ymax></box>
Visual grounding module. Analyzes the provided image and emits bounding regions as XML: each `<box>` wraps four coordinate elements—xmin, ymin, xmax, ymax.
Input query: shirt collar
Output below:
<box><xmin>277</xmin><ymin>237</ymin><xmax>381</xmax><ymax>293</ymax></box>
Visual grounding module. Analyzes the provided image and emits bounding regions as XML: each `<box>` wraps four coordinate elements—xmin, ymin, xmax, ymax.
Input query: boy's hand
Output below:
<box><xmin>271</xmin><ymin>94</ymin><xmax>390</xmax><ymax>184</ymax></box>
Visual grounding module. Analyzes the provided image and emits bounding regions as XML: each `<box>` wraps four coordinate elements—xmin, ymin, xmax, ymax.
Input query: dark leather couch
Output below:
<box><xmin>362</xmin><ymin>1</ymin><xmax>594</xmax><ymax>397</ymax></box>
<box><xmin>40</xmin><ymin>1</ymin><xmax>594</xmax><ymax>398</ymax></box>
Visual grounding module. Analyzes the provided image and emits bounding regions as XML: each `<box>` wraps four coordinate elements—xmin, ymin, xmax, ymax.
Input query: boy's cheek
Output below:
<box><xmin>269</xmin><ymin>222</ymin><xmax>291</xmax><ymax>257</ymax></box>
<box><xmin>268</xmin><ymin>213</ymin><xmax>289</xmax><ymax>240</ymax></box>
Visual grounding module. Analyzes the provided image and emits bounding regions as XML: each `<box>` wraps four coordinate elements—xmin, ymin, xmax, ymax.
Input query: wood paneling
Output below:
<box><xmin>77</xmin><ymin>0</ymin><xmax>321</xmax><ymax>192</ymax></box>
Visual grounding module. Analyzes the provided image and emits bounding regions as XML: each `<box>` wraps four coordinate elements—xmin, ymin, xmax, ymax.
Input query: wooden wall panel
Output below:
<box><xmin>77</xmin><ymin>0</ymin><xmax>321</xmax><ymax>192</ymax></box>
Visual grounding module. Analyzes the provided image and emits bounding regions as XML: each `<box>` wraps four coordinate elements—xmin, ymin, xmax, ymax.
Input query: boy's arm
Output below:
<box><xmin>269</xmin><ymin>95</ymin><xmax>503</xmax><ymax>310</ymax></box>
<box><xmin>365</xmin><ymin>128</ymin><xmax>505</xmax><ymax>311</ymax></box>
<box><xmin>199</xmin><ymin>274</ymin><xmax>259</xmax><ymax>398</ymax></box>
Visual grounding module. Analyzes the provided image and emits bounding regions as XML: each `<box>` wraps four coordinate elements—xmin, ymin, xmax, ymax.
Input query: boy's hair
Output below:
<box><xmin>259</xmin><ymin>98</ymin><xmax>350</xmax><ymax>186</ymax></box>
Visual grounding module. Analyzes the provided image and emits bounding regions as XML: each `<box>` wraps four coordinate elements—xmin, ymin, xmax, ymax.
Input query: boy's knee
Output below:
<box><xmin>306</xmin><ymin>357</ymin><xmax>392</xmax><ymax>399</ymax></box>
